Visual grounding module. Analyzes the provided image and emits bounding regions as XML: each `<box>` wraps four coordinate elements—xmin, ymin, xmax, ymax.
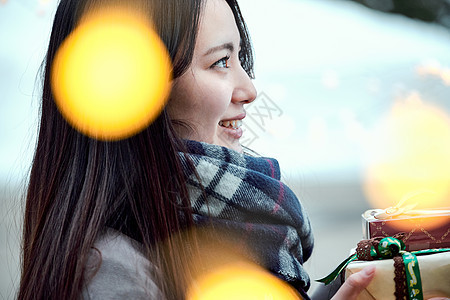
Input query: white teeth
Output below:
<box><xmin>219</xmin><ymin>119</ymin><xmax>242</xmax><ymax>129</ymax></box>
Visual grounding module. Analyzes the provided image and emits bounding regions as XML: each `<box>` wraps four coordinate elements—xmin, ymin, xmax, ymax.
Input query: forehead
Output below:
<box><xmin>196</xmin><ymin>0</ymin><xmax>240</xmax><ymax>49</ymax></box>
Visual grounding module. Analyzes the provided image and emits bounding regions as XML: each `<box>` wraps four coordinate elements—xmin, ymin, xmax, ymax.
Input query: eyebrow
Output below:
<box><xmin>203</xmin><ymin>42</ymin><xmax>235</xmax><ymax>56</ymax></box>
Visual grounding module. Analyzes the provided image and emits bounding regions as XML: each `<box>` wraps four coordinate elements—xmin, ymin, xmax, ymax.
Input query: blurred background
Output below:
<box><xmin>1</xmin><ymin>0</ymin><xmax>450</xmax><ymax>298</ymax></box>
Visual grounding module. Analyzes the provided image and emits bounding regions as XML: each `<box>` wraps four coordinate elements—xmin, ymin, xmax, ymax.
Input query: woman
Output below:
<box><xmin>18</xmin><ymin>0</ymin><xmax>374</xmax><ymax>299</ymax></box>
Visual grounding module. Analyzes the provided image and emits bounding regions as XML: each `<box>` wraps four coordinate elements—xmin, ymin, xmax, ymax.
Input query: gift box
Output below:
<box><xmin>345</xmin><ymin>251</ymin><xmax>450</xmax><ymax>300</ymax></box>
<box><xmin>362</xmin><ymin>208</ymin><xmax>450</xmax><ymax>251</ymax></box>
<box><xmin>317</xmin><ymin>234</ymin><xmax>450</xmax><ymax>300</ymax></box>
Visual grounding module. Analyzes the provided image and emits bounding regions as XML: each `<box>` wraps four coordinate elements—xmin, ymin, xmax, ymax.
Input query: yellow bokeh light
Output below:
<box><xmin>441</xmin><ymin>69</ymin><xmax>450</xmax><ymax>86</ymax></box>
<box><xmin>364</xmin><ymin>94</ymin><xmax>450</xmax><ymax>228</ymax></box>
<box><xmin>51</xmin><ymin>7</ymin><xmax>172</xmax><ymax>140</ymax></box>
<box><xmin>416</xmin><ymin>60</ymin><xmax>450</xmax><ymax>86</ymax></box>
<box><xmin>187</xmin><ymin>261</ymin><xmax>302</xmax><ymax>300</ymax></box>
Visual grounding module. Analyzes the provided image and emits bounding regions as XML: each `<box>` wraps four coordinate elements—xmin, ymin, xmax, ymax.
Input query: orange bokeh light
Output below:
<box><xmin>187</xmin><ymin>261</ymin><xmax>302</xmax><ymax>300</ymax></box>
<box><xmin>416</xmin><ymin>60</ymin><xmax>450</xmax><ymax>86</ymax></box>
<box><xmin>51</xmin><ymin>6</ymin><xmax>172</xmax><ymax>140</ymax></box>
<box><xmin>364</xmin><ymin>94</ymin><xmax>450</xmax><ymax>229</ymax></box>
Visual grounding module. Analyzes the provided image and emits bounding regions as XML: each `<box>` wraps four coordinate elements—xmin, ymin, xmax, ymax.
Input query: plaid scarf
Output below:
<box><xmin>180</xmin><ymin>140</ymin><xmax>314</xmax><ymax>295</ymax></box>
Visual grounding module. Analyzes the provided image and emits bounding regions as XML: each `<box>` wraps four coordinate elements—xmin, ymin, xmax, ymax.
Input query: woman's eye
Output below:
<box><xmin>212</xmin><ymin>56</ymin><xmax>230</xmax><ymax>69</ymax></box>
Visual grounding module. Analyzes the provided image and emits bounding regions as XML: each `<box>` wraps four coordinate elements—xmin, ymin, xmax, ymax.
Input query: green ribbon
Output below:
<box><xmin>316</xmin><ymin>253</ymin><xmax>358</xmax><ymax>285</ymax></box>
<box><xmin>317</xmin><ymin>236</ymin><xmax>405</xmax><ymax>285</ymax></box>
<box><xmin>377</xmin><ymin>236</ymin><xmax>404</xmax><ymax>258</ymax></box>
<box><xmin>315</xmin><ymin>253</ymin><xmax>359</xmax><ymax>285</ymax></box>
<box><xmin>402</xmin><ymin>251</ymin><xmax>423</xmax><ymax>300</ymax></box>
<box><xmin>316</xmin><ymin>236</ymin><xmax>450</xmax><ymax>300</ymax></box>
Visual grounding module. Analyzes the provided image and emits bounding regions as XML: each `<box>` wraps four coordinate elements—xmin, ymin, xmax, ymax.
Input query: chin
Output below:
<box><xmin>215</xmin><ymin>127</ymin><xmax>244</xmax><ymax>153</ymax></box>
<box><xmin>231</xmin><ymin>144</ymin><xmax>243</xmax><ymax>153</ymax></box>
<box><xmin>219</xmin><ymin>140</ymin><xmax>243</xmax><ymax>153</ymax></box>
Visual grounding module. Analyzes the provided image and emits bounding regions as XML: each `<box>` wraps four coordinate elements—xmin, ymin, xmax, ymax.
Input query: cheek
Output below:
<box><xmin>167</xmin><ymin>79</ymin><xmax>199</xmax><ymax>118</ymax></box>
<box><xmin>168</xmin><ymin>72</ymin><xmax>231</xmax><ymax>125</ymax></box>
<box><xmin>198</xmin><ymin>82</ymin><xmax>231</xmax><ymax>118</ymax></box>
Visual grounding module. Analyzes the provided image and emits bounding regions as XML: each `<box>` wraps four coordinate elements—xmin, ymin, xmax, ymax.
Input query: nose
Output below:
<box><xmin>231</xmin><ymin>66</ymin><xmax>257</xmax><ymax>104</ymax></box>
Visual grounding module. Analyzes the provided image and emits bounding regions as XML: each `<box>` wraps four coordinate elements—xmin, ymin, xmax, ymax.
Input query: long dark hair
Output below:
<box><xmin>18</xmin><ymin>0</ymin><xmax>254</xmax><ymax>299</ymax></box>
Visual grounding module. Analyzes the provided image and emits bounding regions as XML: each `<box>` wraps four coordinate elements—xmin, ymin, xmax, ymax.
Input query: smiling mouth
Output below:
<box><xmin>218</xmin><ymin>120</ymin><xmax>243</xmax><ymax>129</ymax></box>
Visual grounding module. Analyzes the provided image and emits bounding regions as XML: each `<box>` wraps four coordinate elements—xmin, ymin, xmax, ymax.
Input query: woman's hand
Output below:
<box><xmin>330</xmin><ymin>265</ymin><xmax>375</xmax><ymax>300</ymax></box>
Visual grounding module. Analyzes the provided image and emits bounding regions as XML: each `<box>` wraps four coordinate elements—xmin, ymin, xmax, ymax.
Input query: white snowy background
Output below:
<box><xmin>1</xmin><ymin>0</ymin><xmax>449</xmax><ymax>297</ymax></box>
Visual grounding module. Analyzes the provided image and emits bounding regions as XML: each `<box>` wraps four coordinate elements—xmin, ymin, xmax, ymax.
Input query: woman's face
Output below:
<box><xmin>167</xmin><ymin>0</ymin><xmax>257</xmax><ymax>153</ymax></box>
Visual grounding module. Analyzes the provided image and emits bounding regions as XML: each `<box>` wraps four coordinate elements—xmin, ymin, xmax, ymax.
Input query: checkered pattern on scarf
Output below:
<box><xmin>180</xmin><ymin>140</ymin><xmax>314</xmax><ymax>294</ymax></box>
